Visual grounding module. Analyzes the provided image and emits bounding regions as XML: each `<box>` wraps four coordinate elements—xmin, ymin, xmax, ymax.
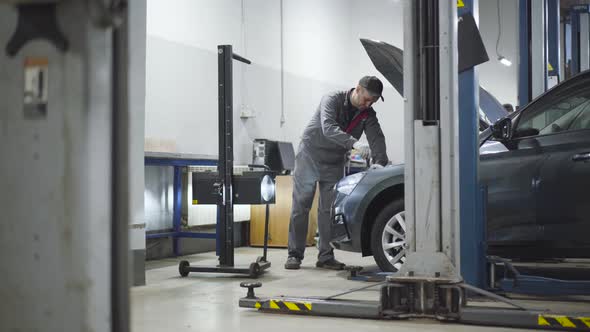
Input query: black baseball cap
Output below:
<box><xmin>359</xmin><ymin>76</ymin><xmax>384</xmax><ymax>101</ymax></box>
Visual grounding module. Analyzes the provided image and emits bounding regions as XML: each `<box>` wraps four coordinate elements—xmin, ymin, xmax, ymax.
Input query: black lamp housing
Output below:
<box><xmin>192</xmin><ymin>171</ymin><xmax>276</xmax><ymax>205</ymax></box>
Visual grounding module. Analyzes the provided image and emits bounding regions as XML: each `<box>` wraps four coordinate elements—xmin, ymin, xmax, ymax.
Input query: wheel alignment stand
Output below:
<box><xmin>178</xmin><ymin>45</ymin><xmax>271</xmax><ymax>278</ymax></box>
<box><xmin>238</xmin><ymin>1</ymin><xmax>590</xmax><ymax>330</ymax></box>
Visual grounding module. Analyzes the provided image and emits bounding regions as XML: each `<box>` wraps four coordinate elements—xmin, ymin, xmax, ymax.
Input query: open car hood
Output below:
<box><xmin>360</xmin><ymin>38</ymin><xmax>404</xmax><ymax>95</ymax></box>
<box><xmin>360</xmin><ymin>38</ymin><xmax>508</xmax><ymax>124</ymax></box>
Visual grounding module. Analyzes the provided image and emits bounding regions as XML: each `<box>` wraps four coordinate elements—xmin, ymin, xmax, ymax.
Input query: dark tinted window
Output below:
<box><xmin>516</xmin><ymin>75</ymin><xmax>590</xmax><ymax>136</ymax></box>
<box><xmin>569</xmin><ymin>104</ymin><xmax>590</xmax><ymax>130</ymax></box>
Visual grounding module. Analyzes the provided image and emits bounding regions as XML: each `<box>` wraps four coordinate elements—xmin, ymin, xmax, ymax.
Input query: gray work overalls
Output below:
<box><xmin>288</xmin><ymin>89</ymin><xmax>389</xmax><ymax>262</ymax></box>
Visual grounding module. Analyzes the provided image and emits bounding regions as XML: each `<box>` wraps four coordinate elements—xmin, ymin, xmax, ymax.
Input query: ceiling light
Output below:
<box><xmin>495</xmin><ymin>0</ymin><xmax>512</xmax><ymax>67</ymax></box>
<box><xmin>498</xmin><ymin>56</ymin><xmax>512</xmax><ymax>67</ymax></box>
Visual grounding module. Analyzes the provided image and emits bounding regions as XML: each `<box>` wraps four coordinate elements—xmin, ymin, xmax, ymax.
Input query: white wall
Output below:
<box><xmin>146</xmin><ymin>0</ymin><xmax>244</xmax><ymax>159</ymax></box>
<box><xmin>146</xmin><ymin>0</ymin><xmax>406</xmax><ymax>164</ymax></box>
<box><xmin>478</xmin><ymin>0</ymin><xmax>519</xmax><ymax>107</ymax></box>
<box><xmin>249</xmin><ymin>0</ymin><xmax>406</xmax><ymax>164</ymax></box>
<box><xmin>145</xmin><ymin>0</ymin><xmax>253</xmax><ymax>228</ymax></box>
<box><xmin>144</xmin><ymin>0</ymin><xmax>522</xmax><ymax>229</ymax></box>
<box><xmin>349</xmin><ymin>0</ymin><xmax>406</xmax><ymax>164</ymax></box>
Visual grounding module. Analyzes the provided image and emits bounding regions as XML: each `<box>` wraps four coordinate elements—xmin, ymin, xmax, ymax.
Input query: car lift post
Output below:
<box><xmin>569</xmin><ymin>5</ymin><xmax>590</xmax><ymax>77</ymax></box>
<box><xmin>178</xmin><ymin>45</ymin><xmax>271</xmax><ymax>278</ymax></box>
<box><xmin>239</xmin><ymin>1</ymin><xmax>590</xmax><ymax>329</ymax></box>
<box><xmin>458</xmin><ymin>0</ymin><xmax>486</xmax><ymax>289</ymax></box>
<box><xmin>518</xmin><ymin>0</ymin><xmax>551</xmax><ymax>107</ymax></box>
<box><xmin>547</xmin><ymin>0</ymin><xmax>560</xmax><ymax>84</ymax></box>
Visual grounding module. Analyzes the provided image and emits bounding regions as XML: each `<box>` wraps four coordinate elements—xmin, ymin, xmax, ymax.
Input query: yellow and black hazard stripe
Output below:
<box><xmin>538</xmin><ymin>314</ymin><xmax>590</xmax><ymax>329</ymax></box>
<box><xmin>255</xmin><ymin>299</ymin><xmax>312</xmax><ymax>312</ymax></box>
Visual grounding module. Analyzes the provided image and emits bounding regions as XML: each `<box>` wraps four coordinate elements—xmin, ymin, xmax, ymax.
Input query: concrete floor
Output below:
<box><xmin>132</xmin><ymin>247</ymin><xmax>589</xmax><ymax>332</ymax></box>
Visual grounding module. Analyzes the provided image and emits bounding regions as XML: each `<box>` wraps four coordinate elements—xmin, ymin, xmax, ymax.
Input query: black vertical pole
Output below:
<box><xmin>418</xmin><ymin>0</ymin><xmax>440</xmax><ymax>122</ymax></box>
<box><xmin>218</xmin><ymin>45</ymin><xmax>234</xmax><ymax>267</ymax></box>
<box><xmin>262</xmin><ymin>204</ymin><xmax>270</xmax><ymax>262</ymax></box>
<box><xmin>179</xmin><ymin>46</ymin><xmax>264</xmax><ymax>277</ymax></box>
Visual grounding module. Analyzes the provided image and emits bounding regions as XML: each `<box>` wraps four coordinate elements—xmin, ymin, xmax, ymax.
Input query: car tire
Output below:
<box><xmin>370</xmin><ymin>198</ymin><xmax>407</xmax><ymax>272</ymax></box>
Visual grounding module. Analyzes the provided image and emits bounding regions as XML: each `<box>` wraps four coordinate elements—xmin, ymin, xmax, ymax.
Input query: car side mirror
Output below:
<box><xmin>491</xmin><ymin>117</ymin><xmax>513</xmax><ymax>141</ymax></box>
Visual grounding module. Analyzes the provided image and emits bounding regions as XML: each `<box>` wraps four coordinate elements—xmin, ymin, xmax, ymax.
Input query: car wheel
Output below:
<box><xmin>370</xmin><ymin>199</ymin><xmax>407</xmax><ymax>272</ymax></box>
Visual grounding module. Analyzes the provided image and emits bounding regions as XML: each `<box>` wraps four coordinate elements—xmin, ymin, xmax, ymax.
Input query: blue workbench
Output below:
<box><xmin>144</xmin><ymin>152</ymin><xmax>218</xmax><ymax>256</ymax></box>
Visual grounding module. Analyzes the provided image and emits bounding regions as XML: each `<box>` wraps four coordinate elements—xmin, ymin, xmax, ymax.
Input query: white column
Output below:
<box><xmin>531</xmin><ymin>0</ymin><xmax>548</xmax><ymax>98</ymax></box>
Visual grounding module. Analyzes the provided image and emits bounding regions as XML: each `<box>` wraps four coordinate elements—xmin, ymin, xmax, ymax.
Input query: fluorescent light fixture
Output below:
<box><xmin>498</xmin><ymin>56</ymin><xmax>512</xmax><ymax>67</ymax></box>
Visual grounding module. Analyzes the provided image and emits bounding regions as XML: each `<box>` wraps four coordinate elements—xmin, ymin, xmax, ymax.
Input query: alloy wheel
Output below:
<box><xmin>381</xmin><ymin>211</ymin><xmax>407</xmax><ymax>271</ymax></box>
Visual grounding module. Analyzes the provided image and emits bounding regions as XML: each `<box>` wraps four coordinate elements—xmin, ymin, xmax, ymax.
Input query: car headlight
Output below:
<box><xmin>336</xmin><ymin>172</ymin><xmax>366</xmax><ymax>195</ymax></box>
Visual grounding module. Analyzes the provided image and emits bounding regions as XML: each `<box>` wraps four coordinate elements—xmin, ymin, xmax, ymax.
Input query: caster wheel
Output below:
<box><xmin>179</xmin><ymin>260</ymin><xmax>190</xmax><ymax>277</ymax></box>
<box><xmin>256</xmin><ymin>256</ymin><xmax>268</xmax><ymax>264</ymax></box>
<box><xmin>249</xmin><ymin>262</ymin><xmax>261</xmax><ymax>278</ymax></box>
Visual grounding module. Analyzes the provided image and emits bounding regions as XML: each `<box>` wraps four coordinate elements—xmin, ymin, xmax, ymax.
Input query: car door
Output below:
<box><xmin>494</xmin><ymin>73</ymin><xmax>590</xmax><ymax>258</ymax></box>
<box><xmin>531</xmin><ymin>100</ymin><xmax>590</xmax><ymax>258</ymax></box>
<box><xmin>480</xmin><ymin>132</ymin><xmax>546</xmax><ymax>256</ymax></box>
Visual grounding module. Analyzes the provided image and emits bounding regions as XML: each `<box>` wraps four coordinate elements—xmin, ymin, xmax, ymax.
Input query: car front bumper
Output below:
<box><xmin>330</xmin><ymin>191</ymin><xmax>363</xmax><ymax>253</ymax></box>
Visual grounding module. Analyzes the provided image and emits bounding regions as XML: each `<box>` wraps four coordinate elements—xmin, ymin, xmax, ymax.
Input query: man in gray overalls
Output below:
<box><xmin>285</xmin><ymin>76</ymin><xmax>389</xmax><ymax>270</ymax></box>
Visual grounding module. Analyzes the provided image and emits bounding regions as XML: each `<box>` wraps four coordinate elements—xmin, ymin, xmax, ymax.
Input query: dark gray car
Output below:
<box><xmin>331</xmin><ymin>70</ymin><xmax>590</xmax><ymax>272</ymax></box>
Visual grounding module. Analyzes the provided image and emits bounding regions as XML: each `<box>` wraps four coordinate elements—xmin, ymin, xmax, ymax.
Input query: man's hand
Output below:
<box><xmin>369</xmin><ymin>164</ymin><xmax>384</xmax><ymax>170</ymax></box>
<box><xmin>353</xmin><ymin>141</ymin><xmax>370</xmax><ymax>159</ymax></box>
